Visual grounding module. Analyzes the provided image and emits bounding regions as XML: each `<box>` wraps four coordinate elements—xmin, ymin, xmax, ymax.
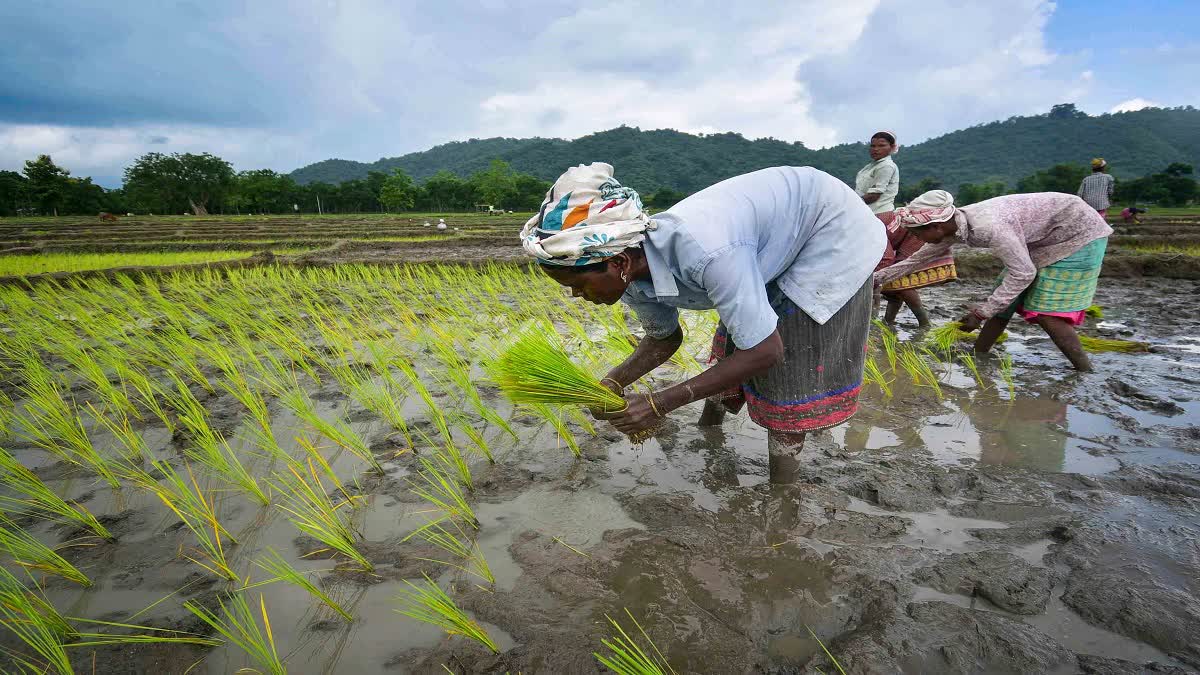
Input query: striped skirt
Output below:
<box><xmin>996</xmin><ymin>237</ymin><xmax>1108</xmax><ymax>326</ymax></box>
<box><xmin>708</xmin><ymin>280</ymin><xmax>871</xmax><ymax>433</ymax></box>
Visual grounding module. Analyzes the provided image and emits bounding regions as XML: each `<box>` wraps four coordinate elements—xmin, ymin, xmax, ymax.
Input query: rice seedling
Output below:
<box><xmin>85</xmin><ymin>403</ymin><xmax>149</xmax><ymax>464</ymax></box>
<box><xmin>1079</xmin><ymin>335</ymin><xmax>1149</xmax><ymax>353</ymax></box>
<box><xmin>0</xmin><ymin>448</ymin><xmax>113</xmax><ymax>541</ymax></box>
<box><xmin>408</xmin><ymin>454</ymin><xmax>479</xmax><ymax>530</ymax></box>
<box><xmin>488</xmin><ymin>327</ymin><xmax>626</xmax><ymax>412</ymax></box>
<box><xmin>872</xmin><ymin>319</ymin><xmax>899</xmax><ymax>372</ymax></box>
<box><xmin>13</xmin><ymin>357</ymin><xmax>120</xmax><ymax>488</ymax></box>
<box><xmin>330</xmin><ymin>360</ymin><xmax>414</xmax><ymax>450</ymax></box>
<box><xmin>184</xmin><ymin>592</ymin><xmax>286</xmax><ymax>675</ymax></box>
<box><xmin>1085</xmin><ymin>304</ymin><xmax>1103</xmax><ymax>318</ymax></box>
<box><xmin>274</xmin><ymin>459</ymin><xmax>372</xmax><ymax>571</ymax></box>
<box><xmin>806</xmin><ymin>625</ymin><xmax>847</xmax><ymax>675</ymax></box>
<box><xmin>593</xmin><ymin>608</ymin><xmax>676</xmax><ymax>675</ymax></box>
<box><xmin>396</xmin><ymin>574</ymin><xmax>498</xmax><ymax>654</ymax></box>
<box><xmin>252</xmin><ymin>547</ymin><xmax>354</xmax><ymax>621</ymax></box>
<box><xmin>897</xmin><ymin>346</ymin><xmax>942</xmax><ymax>399</ymax></box>
<box><xmin>863</xmin><ymin>357</ymin><xmax>891</xmax><ymax>398</ymax></box>
<box><xmin>455</xmin><ymin>416</ymin><xmax>495</xmax><ymax>463</ymax></box>
<box><xmin>527</xmin><ymin>403</ymin><xmax>582</xmax><ymax>457</ymax></box>
<box><xmin>403</xmin><ymin>519</ymin><xmax>494</xmax><ymax>586</ymax></box>
<box><xmin>170</xmin><ymin>373</ymin><xmax>268</xmax><ymax>505</ymax></box>
<box><xmin>151</xmin><ymin>460</ymin><xmax>239</xmax><ymax>581</ymax></box>
<box><xmin>276</xmin><ymin>383</ymin><xmax>383</xmax><ymax>474</ymax></box>
<box><xmin>0</xmin><ymin>517</ymin><xmax>91</xmax><ymax>586</ymax></box>
<box><xmin>999</xmin><ymin>353</ymin><xmax>1015</xmax><ymax>398</ymax></box>
<box><xmin>957</xmin><ymin>353</ymin><xmax>985</xmax><ymax>388</ymax></box>
<box><xmin>111</xmin><ymin>363</ymin><xmax>175</xmax><ymax>433</ymax></box>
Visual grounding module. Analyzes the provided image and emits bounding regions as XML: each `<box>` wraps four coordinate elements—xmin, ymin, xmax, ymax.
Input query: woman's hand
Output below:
<box><xmin>589</xmin><ymin>377</ymin><xmax>624</xmax><ymax>421</ymax></box>
<box><xmin>957</xmin><ymin>309</ymin><xmax>985</xmax><ymax>332</ymax></box>
<box><xmin>609</xmin><ymin>393</ymin><xmax>664</xmax><ymax>436</ymax></box>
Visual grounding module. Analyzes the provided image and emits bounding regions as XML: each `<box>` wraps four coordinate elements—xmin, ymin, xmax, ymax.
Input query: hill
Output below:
<box><xmin>290</xmin><ymin>105</ymin><xmax>1200</xmax><ymax>193</ymax></box>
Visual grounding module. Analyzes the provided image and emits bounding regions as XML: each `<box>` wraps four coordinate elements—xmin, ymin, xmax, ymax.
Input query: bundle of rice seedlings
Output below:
<box><xmin>871</xmin><ymin>319</ymin><xmax>899</xmax><ymax>371</ymax></box>
<box><xmin>593</xmin><ymin>608</ymin><xmax>676</xmax><ymax>675</ymax></box>
<box><xmin>925</xmin><ymin>322</ymin><xmax>1008</xmax><ymax>353</ymax></box>
<box><xmin>488</xmin><ymin>328</ymin><xmax>625</xmax><ymax>413</ymax></box>
<box><xmin>897</xmin><ymin>346</ymin><xmax>942</xmax><ymax>399</ymax></box>
<box><xmin>957</xmin><ymin>353</ymin><xmax>985</xmax><ymax>388</ymax></box>
<box><xmin>1079</xmin><ymin>335</ymin><xmax>1149</xmax><ymax>353</ymax></box>
<box><xmin>396</xmin><ymin>574</ymin><xmax>499</xmax><ymax>654</ymax></box>
<box><xmin>253</xmin><ymin>547</ymin><xmax>354</xmax><ymax>621</ymax></box>
<box><xmin>1085</xmin><ymin>304</ymin><xmax>1103</xmax><ymax>318</ymax></box>
<box><xmin>0</xmin><ymin>517</ymin><xmax>91</xmax><ymax>586</ymax></box>
<box><xmin>863</xmin><ymin>357</ymin><xmax>891</xmax><ymax>398</ymax></box>
<box><xmin>185</xmin><ymin>593</ymin><xmax>285</xmax><ymax>675</ymax></box>
<box><xmin>0</xmin><ymin>448</ymin><xmax>113</xmax><ymax>541</ymax></box>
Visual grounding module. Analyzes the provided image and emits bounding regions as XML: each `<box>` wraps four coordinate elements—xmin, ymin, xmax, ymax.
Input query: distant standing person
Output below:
<box><xmin>1077</xmin><ymin>158</ymin><xmax>1114</xmax><ymax>218</ymax></box>
<box><xmin>874</xmin><ymin>190</ymin><xmax>1113</xmax><ymax>371</ymax></box>
<box><xmin>857</xmin><ymin>131</ymin><xmax>955</xmax><ymax>327</ymax></box>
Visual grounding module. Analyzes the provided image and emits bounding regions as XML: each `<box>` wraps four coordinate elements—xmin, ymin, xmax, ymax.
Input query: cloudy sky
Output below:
<box><xmin>2</xmin><ymin>0</ymin><xmax>1196</xmax><ymax>186</ymax></box>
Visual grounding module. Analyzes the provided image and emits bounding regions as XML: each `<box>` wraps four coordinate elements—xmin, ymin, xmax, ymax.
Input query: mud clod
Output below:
<box><xmin>913</xmin><ymin>550</ymin><xmax>1054</xmax><ymax>614</ymax></box>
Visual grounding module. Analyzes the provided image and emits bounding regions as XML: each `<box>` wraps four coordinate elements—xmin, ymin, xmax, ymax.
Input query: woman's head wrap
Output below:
<box><xmin>1091</xmin><ymin>157</ymin><xmax>1107</xmax><ymax>170</ymax></box>
<box><xmin>872</xmin><ymin>130</ymin><xmax>900</xmax><ymax>154</ymax></box>
<box><xmin>520</xmin><ymin>162</ymin><xmax>652</xmax><ymax>267</ymax></box>
<box><xmin>895</xmin><ymin>190</ymin><xmax>956</xmax><ymax>228</ymax></box>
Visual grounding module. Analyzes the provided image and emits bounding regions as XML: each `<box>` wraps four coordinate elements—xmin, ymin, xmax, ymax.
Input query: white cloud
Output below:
<box><xmin>1110</xmin><ymin>97</ymin><xmax>1161</xmax><ymax>113</ymax></box>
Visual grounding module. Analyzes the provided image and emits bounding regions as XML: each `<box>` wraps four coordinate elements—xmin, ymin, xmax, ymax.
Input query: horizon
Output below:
<box><xmin>3</xmin><ymin>0</ymin><xmax>1198</xmax><ymax>188</ymax></box>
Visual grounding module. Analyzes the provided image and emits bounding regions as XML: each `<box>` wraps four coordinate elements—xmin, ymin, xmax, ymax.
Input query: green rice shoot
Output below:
<box><xmin>593</xmin><ymin>608</ymin><xmax>676</xmax><ymax>675</ymax></box>
<box><xmin>489</xmin><ymin>327</ymin><xmax>626</xmax><ymax>412</ymax></box>
<box><xmin>396</xmin><ymin>575</ymin><xmax>498</xmax><ymax>653</ymax></box>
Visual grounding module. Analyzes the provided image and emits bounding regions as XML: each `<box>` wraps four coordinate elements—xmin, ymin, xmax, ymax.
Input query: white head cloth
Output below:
<box><xmin>895</xmin><ymin>189</ymin><xmax>956</xmax><ymax>228</ymax></box>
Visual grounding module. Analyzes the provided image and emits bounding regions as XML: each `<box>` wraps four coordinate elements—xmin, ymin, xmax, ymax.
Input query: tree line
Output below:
<box><xmin>902</xmin><ymin>161</ymin><xmax>1197</xmax><ymax>208</ymax></box>
<box><xmin>1</xmin><ymin>150</ymin><xmax>1194</xmax><ymax>219</ymax></box>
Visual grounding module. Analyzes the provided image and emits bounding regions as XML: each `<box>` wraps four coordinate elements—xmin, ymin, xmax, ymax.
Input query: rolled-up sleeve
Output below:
<box><xmin>697</xmin><ymin>245</ymin><xmax>777</xmax><ymax>349</ymax></box>
<box><xmin>866</xmin><ymin>163</ymin><xmax>896</xmax><ymax>194</ymax></box>
<box><xmin>621</xmin><ymin>286</ymin><xmax>680</xmax><ymax>340</ymax></box>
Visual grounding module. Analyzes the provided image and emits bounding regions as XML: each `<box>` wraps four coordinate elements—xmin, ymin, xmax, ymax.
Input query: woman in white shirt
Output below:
<box><xmin>522</xmin><ymin>163</ymin><xmax>884</xmax><ymax>483</ymax></box>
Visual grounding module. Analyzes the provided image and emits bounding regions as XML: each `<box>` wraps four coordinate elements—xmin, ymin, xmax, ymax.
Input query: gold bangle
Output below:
<box><xmin>646</xmin><ymin>392</ymin><xmax>663</xmax><ymax>418</ymax></box>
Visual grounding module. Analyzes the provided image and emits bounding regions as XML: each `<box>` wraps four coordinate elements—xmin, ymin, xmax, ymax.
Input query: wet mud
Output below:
<box><xmin>3</xmin><ymin>278</ymin><xmax>1200</xmax><ymax>674</ymax></box>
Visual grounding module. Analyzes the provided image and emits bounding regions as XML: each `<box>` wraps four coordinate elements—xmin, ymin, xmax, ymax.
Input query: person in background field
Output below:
<box><xmin>523</xmin><ymin>163</ymin><xmax>884</xmax><ymax>483</ymax></box>
<box><xmin>858</xmin><ymin>131</ymin><xmax>955</xmax><ymax>327</ymax></box>
<box><xmin>873</xmin><ymin>190</ymin><xmax>1113</xmax><ymax>371</ymax></box>
<box><xmin>1121</xmin><ymin>206</ymin><xmax>1146</xmax><ymax>224</ymax></box>
<box><xmin>1077</xmin><ymin>158</ymin><xmax>1115</xmax><ymax>218</ymax></box>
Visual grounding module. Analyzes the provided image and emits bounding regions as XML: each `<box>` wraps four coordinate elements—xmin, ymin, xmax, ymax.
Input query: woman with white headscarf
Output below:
<box><xmin>522</xmin><ymin>163</ymin><xmax>885</xmax><ymax>483</ymax></box>
<box><xmin>856</xmin><ymin>131</ymin><xmax>956</xmax><ymax>327</ymax></box>
<box><xmin>873</xmin><ymin>189</ymin><xmax>1113</xmax><ymax>371</ymax></box>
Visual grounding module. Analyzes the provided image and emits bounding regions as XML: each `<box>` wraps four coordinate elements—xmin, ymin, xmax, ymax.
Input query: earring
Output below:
<box><xmin>621</xmin><ymin>272</ymin><xmax>628</xmax><ymax>283</ymax></box>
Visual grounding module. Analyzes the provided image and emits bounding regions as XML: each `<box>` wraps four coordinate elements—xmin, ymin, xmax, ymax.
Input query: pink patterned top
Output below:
<box><xmin>873</xmin><ymin>193</ymin><xmax>1113</xmax><ymax>317</ymax></box>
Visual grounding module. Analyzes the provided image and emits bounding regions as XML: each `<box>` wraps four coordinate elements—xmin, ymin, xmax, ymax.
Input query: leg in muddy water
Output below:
<box><xmin>1036</xmin><ymin>315</ymin><xmax>1093</xmax><ymax>371</ymax></box>
<box><xmin>899</xmin><ymin>289</ymin><xmax>931</xmax><ymax>328</ymax></box>
<box><xmin>882</xmin><ymin>294</ymin><xmax>902</xmax><ymax>324</ymax></box>
<box><xmin>974</xmin><ymin>316</ymin><xmax>1011</xmax><ymax>354</ymax></box>
<box><xmin>699</xmin><ymin>398</ymin><xmax>727</xmax><ymax>426</ymax></box>
<box><xmin>767</xmin><ymin>431</ymin><xmax>805</xmax><ymax>484</ymax></box>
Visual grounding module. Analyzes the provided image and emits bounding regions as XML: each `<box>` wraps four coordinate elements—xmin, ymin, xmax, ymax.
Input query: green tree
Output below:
<box><xmin>23</xmin><ymin>155</ymin><xmax>71</xmax><ymax>216</ymax></box>
<box><xmin>379</xmin><ymin>169</ymin><xmax>419</xmax><ymax>212</ymax></box>
<box><xmin>421</xmin><ymin>170</ymin><xmax>471</xmax><ymax>211</ymax></box>
<box><xmin>512</xmin><ymin>173</ymin><xmax>551</xmax><ymax>211</ymax></box>
<box><xmin>61</xmin><ymin>177</ymin><xmax>107</xmax><ymax>215</ymax></box>
<box><xmin>955</xmin><ymin>181</ymin><xmax>1008</xmax><ymax>206</ymax></box>
<box><xmin>1015</xmin><ymin>163</ymin><xmax>1088</xmax><ymax>195</ymax></box>
<box><xmin>1114</xmin><ymin>164</ymin><xmax>1198</xmax><ymax>207</ymax></box>
<box><xmin>124</xmin><ymin>152</ymin><xmax>234</xmax><ymax>215</ymax></box>
<box><xmin>898</xmin><ymin>177</ymin><xmax>944</xmax><ymax>204</ymax></box>
<box><xmin>233</xmin><ymin>169</ymin><xmax>299</xmax><ymax>214</ymax></box>
<box><xmin>0</xmin><ymin>170</ymin><xmax>28</xmax><ymax>216</ymax></box>
<box><xmin>470</xmin><ymin>159</ymin><xmax>517</xmax><ymax>208</ymax></box>
<box><xmin>646</xmin><ymin>188</ymin><xmax>686</xmax><ymax>209</ymax></box>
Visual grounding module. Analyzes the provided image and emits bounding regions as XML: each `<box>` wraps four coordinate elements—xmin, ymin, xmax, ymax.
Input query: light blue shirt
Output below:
<box><xmin>622</xmin><ymin>166</ymin><xmax>885</xmax><ymax>349</ymax></box>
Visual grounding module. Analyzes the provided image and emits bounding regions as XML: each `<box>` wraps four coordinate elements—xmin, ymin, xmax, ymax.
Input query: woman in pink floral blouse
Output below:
<box><xmin>874</xmin><ymin>190</ymin><xmax>1113</xmax><ymax>371</ymax></box>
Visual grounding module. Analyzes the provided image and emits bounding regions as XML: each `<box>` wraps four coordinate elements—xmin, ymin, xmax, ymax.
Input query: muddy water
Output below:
<box><xmin>4</xmin><ymin>278</ymin><xmax>1200</xmax><ymax>674</ymax></box>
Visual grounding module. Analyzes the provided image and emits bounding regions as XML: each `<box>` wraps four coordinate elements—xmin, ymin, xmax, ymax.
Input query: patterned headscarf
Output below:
<box><xmin>520</xmin><ymin>162</ymin><xmax>652</xmax><ymax>266</ymax></box>
<box><xmin>895</xmin><ymin>189</ymin><xmax>956</xmax><ymax>228</ymax></box>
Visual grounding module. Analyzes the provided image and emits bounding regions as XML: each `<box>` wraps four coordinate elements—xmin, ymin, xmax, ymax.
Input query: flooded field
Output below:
<box><xmin>0</xmin><ymin>263</ymin><xmax>1197</xmax><ymax>674</ymax></box>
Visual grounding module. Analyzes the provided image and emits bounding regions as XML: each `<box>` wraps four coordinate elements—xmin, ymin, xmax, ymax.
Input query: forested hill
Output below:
<box><xmin>290</xmin><ymin>105</ymin><xmax>1200</xmax><ymax>192</ymax></box>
